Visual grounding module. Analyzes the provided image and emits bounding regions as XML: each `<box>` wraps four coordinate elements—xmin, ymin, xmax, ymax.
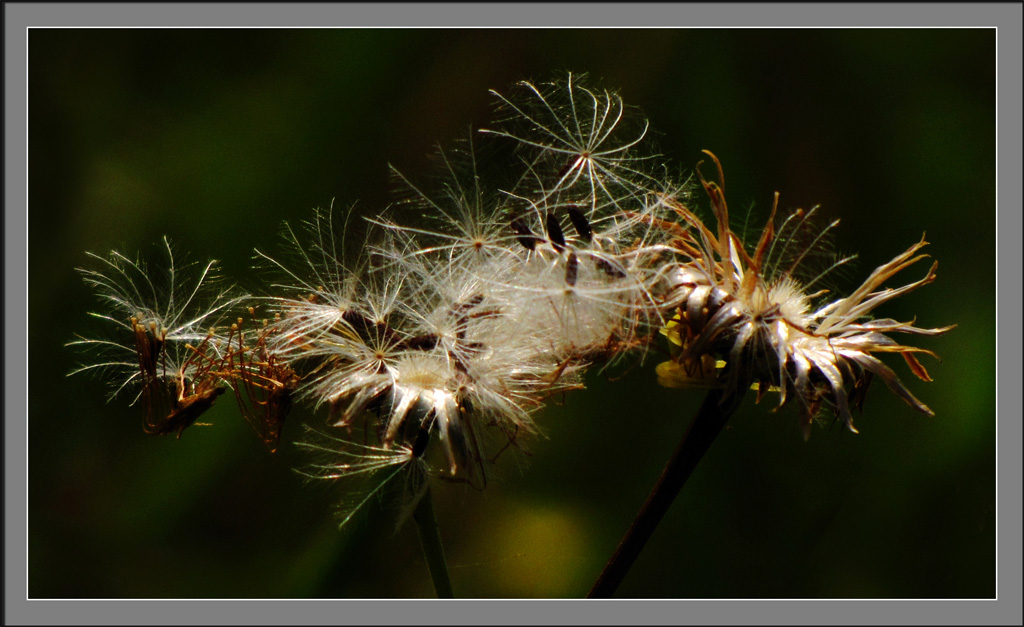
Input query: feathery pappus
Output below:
<box><xmin>68</xmin><ymin>237</ymin><xmax>248</xmax><ymax>438</ymax></box>
<box><xmin>68</xmin><ymin>238</ymin><xmax>299</xmax><ymax>450</ymax></box>
<box><xmin>253</xmin><ymin>205</ymin><xmax>592</xmax><ymax>520</ymax></box>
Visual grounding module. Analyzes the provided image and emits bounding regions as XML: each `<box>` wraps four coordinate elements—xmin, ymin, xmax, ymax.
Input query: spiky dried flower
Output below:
<box><xmin>68</xmin><ymin>237</ymin><xmax>248</xmax><ymax>437</ymax></box>
<box><xmin>653</xmin><ymin>152</ymin><xmax>953</xmax><ymax>437</ymax></box>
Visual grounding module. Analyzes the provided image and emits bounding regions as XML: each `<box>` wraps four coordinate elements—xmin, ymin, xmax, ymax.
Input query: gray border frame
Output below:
<box><xmin>7</xmin><ymin>3</ymin><xmax>1021</xmax><ymax>625</ymax></box>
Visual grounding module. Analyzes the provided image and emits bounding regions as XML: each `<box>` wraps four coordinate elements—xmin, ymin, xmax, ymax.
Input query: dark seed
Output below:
<box><xmin>511</xmin><ymin>217</ymin><xmax>538</xmax><ymax>251</ymax></box>
<box><xmin>565</xmin><ymin>252</ymin><xmax>579</xmax><ymax>287</ymax></box>
<box><xmin>545</xmin><ymin>213</ymin><xmax>566</xmax><ymax>252</ymax></box>
<box><xmin>566</xmin><ymin>205</ymin><xmax>592</xmax><ymax>242</ymax></box>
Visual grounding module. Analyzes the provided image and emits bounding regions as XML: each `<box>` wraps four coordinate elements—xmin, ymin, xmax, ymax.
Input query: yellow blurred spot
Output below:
<box><xmin>460</xmin><ymin>502</ymin><xmax>591</xmax><ymax>597</ymax></box>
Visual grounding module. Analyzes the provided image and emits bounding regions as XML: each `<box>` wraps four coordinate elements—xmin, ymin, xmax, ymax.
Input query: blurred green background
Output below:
<box><xmin>29</xmin><ymin>29</ymin><xmax>995</xmax><ymax>599</ymax></box>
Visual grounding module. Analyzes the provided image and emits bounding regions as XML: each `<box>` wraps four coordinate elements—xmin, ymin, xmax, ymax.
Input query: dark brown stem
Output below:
<box><xmin>588</xmin><ymin>385</ymin><xmax>745</xmax><ymax>598</ymax></box>
<box><xmin>412</xmin><ymin>487</ymin><xmax>455</xmax><ymax>598</ymax></box>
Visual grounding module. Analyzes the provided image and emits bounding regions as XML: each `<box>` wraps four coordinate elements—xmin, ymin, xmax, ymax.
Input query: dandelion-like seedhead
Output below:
<box><xmin>68</xmin><ymin>237</ymin><xmax>250</xmax><ymax>437</ymax></box>
<box><xmin>71</xmin><ymin>72</ymin><xmax>951</xmax><ymax>527</ymax></box>
<box><xmin>482</xmin><ymin>72</ymin><xmax>668</xmax><ymax>215</ymax></box>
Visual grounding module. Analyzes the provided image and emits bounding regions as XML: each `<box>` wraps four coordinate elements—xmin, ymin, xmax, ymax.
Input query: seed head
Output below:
<box><xmin>653</xmin><ymin>152</ymin><xmax>953</xmax><ymax>437</ymax></box>
<box><xmin>70</xmin><ymin>72</ymin><xmax>954</xmax><ymax>530</ymax></box>
<box><xmin>69</xmin><ymin>237</ymin><xmax>247</xmax><ymax>436</ymax></box>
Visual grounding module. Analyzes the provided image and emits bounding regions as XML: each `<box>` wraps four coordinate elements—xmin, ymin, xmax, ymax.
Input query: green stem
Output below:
<box><xmin>588</xmin><ymin>385</ymin><xmax>745</xmax><ymax>598</ymax></box>
<box><xmin>412</xmin><ymin>486</ymin><xmax>455</xmax><ymax>598</ymax></box>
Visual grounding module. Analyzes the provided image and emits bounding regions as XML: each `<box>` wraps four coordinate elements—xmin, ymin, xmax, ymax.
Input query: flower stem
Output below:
<box><xmin>412</xmin><ymin>486</ymin><xmax>455</xmax><ymax>598</ymax></box>
<box><xmin>588</xmin><ymin>385</ymin><xmax>745</xmax><ymax>598</ymax></box>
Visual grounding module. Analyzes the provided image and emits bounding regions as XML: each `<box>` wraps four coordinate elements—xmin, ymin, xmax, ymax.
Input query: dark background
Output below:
<box><xmin>29</xmin><ymin>29</ymin><xmax>995</xmax><ymax>598</ymax></box>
